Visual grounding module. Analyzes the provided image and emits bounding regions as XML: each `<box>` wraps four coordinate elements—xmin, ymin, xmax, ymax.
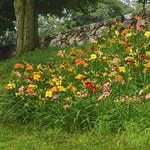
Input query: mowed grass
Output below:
<box><xmin>0</xmin><ymin>123</ymin><xmax>150</xmax><ymax>150</ymax></box>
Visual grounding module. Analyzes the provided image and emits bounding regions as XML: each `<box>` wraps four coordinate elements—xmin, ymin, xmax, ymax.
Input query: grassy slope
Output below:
<box><xmin>0</xmin><ymin>45</ymin><xmax>150</xmax><ymax>149</ymax></box>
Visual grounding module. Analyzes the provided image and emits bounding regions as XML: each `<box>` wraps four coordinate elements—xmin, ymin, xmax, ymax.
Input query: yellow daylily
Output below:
<box><xmin>146</xmin><ymin>51</ymin><xmax>150</xmax><ymax>56</ymax></box>
<box><xmin>45</xmin><ymin>90</ymin><xmax>53</xmax><ymax>97</ymax></box>
<box><xmin>119</xmin><ymin>66</ymin><xmax>126</xmax><ymax>73</ymax></box>
<box><xmin>126</xmin><ymin>32</ymin><xmax>132</xmax><ymax>38</ymax></box>
<box><xmin>5</xmin><ymin>83</ymin><xmax>16</xmax><ymax>90</ymax></box>
<box><xmin>89</xmin><ymin>54</ymin><xmax>97</xmax><ymax>60</ymax></box>
<box><xmin>115</xmin><ymin>30</ymin><xmax>119</xmax><ymax>36</ymax></box>
<box><xmin>75</xmin><ymin>74</ymin><xmax>85</xmax><ymax>80</ymax></box>
<box><xmin>57</xmin><ymin>86</ymin><xmax>66</xmax><ymax>92</ymax></box>
<box><xmin>33</xmin><ymin>72</ymin><xmax>41</xmax><ymax>81</ymax></box>
<box><xmin>144</xmin><ymin>31</ymin><xmax>150</xmax><ymax>38</ymax></box>
<box><xmin>52</xmin><ymin>76</ymin><xmax>62</xmax><ymax>86</ymax></box>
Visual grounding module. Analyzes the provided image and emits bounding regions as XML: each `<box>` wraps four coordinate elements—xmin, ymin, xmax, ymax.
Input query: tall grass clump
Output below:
<box><xmin>0</xmin><ymin>15</ymin><xmax>150</xmax><ymax>132</ymax></box>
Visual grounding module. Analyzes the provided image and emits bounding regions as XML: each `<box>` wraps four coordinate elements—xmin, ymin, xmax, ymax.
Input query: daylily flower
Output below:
<box><xmin>144</xmin><ymin>31</ymin><xmax>150</xmax><ymax>38</ymax></box>
<box><xmin>103</xmin><ymin>91</ymin><xmax>110</xmax><ymax>97</ymax></box>
<box><xmin>64</xmin><ymin>97</ymin><xmax>72</xmax><ymax>101</ymax></box>
<box><xmin>84</xmin><ymin>81</ymin><xmax>99</xmax><ymax>92</ymax></box>
<box><xmin>5</xmin><ymin>83</ymin><xmax>16</xmax><ymax>90</ymax></box>
<box><xmin>14</xmin><ymin>63</ymin><xmax>24</xmax><ymax>69</ymax></box>
<box><xmin>146</xmin><ymin>51</ymin><xmax>150</xmax><ymax>57</ymax></box>
<box><xmin>45</xmin><ymin>90</ymin><xmax>53</xmax><ymax>97</ymax></box>
<box><xmin>119</xmin><ymin>66</ymin><xmax>126</xmax><ymax>73</ymax></box>
<box><xmin>26</xmin><ymin>64</ymin><xmax>33</xmax><ymax>70</ymax></box>
<box><xmin>57</xmin><ymin>86</ymin><xmax>66</xmax><ymax>92</ymax></box>
<box><xmin>145</xmin><ymin>93</ymin><xmax>150</xmax><ymax>99</ymax></box>
<box><xmin>51</xmin><ymin>76</ymin><xmax>62</xmax><ymax>86</ymax></box>
<box><xmin>18</xmin><ymin>86</ymin><xmax>25</xmax><ymax>95</ymax></box>
<box><xmin>146</xmin><ymin>61</ymin><xmax>150</xmax><ymax>68</ymax></box>
<box><xmin>121</xmin><ymin>29</ymin><xmax>128</xmax><ymax>35</ymax></box>
<box><xmin>75</xmin><ymin>58</ymin><xmax>86</xmax><ymax>66</ymax></box>
<box><xmin>63</xmin><ymin>104</ymin><xmax>71</xmax><ymax>110</ymax></box>
<box><xmin>139</xmin><ymin>54</ymin><xmax>147</xmax><ymax>60</ymax></box>
<box><xmin>120</xmin><ymin>40</ymin><xmax>128</xmax><ymax>45</ymax></box>
<box><xmin>33</xmin><ymin>72</ymin><xmax>41</xmax><ymax>81</ymax></box>
<box><xmin>57</xmin><ymin>50</ymin><xmax>65</xmax><ymax>57</ymax></box>
<box><xmin>75</xmin><ymin>74</ymin><xmax>86</xmax><ymax>80</ymax></box>
<box><xmin>116</xmin><ymin>74</ymin><xmax>124</xmax><ymax>84</ymax></box>
<box><xmin>115</xmin><ymin>30</ymin><xmax>119</xmax><ymax>36</ymax></box>
<box><xmin>126</xmin><ymin>32</ymin><xmax>132</xmax><ymax>38</ymax></box>
<box><xmin>77</xmin><ymin>92</ymin><xmax>88</xmax><ymax>98</ymax></box>
<box><xmin>15</xmin><ymin>71</ymin><xmax>22</xmax><ymax>77</ymax></box>
<box><xmin>102</xmin><ymin>81</ymin><xmax>111</xmax><ymax>91</ymax></box>
<box><xmin>27</xmin><ymin>84</ymin><xmax>36</xmax><ymax>93</ymax></box>
<box><xmin>89</xmin><ymin>54</ymin><xmax>97</xmax><ymax>60</ymax></box>
<box><xmin>120</xmin><ymin>96</ymin><xmax>130</xmax><ymax>103</ymax></box>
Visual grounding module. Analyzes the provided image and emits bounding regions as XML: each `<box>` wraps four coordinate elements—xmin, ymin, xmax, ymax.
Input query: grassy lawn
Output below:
<box><xmin>0</xmin><ymin>123</ymin><xmax>149</xmax><ymax>150</ymax></box>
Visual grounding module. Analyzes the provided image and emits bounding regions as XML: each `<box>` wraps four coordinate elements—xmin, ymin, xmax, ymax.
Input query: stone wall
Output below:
<box><xmin>40</xmin><ymin>12</ymin><xmax>150</xmax><ymax>48</ymax></box>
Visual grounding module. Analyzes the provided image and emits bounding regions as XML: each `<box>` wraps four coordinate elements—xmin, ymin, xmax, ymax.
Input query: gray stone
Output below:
<box><xmin>124</xmin><ymin>13</ymin><xmax>133</xmax><ymax>20</ymax></box>
<box><xmin>69</xmin><ymin>37</ymin><xmax>76</xmax><ymax>45</ymax></box>
<box><xmin>78</xmin><ymin>40</ymin><xmax>86</xmax><ymax>46</ymax></box>
<box><xmin>50</xmin><ymin>38</ymin><xmax>58</xmax><ymax>46</ymax></box>
<box><xmin>95</xmin><ymin>26</ymin><xmax>107</xmax><ymax>35</ymax></box>
<box><xmin>123</xmin><ymin>20</ymin><xmax>134</xmax><ymax>28</ymax></box>
<box><xmin>89</xmin><ymin>24</ymin><xmax>95</xmax><ymax>30</ymax></box>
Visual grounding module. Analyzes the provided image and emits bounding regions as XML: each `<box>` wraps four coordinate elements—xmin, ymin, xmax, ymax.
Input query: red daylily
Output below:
<box><xmin>84</xmin><ymin>81</ymin><xmax>99</xmax><ymax>92</ymax></box>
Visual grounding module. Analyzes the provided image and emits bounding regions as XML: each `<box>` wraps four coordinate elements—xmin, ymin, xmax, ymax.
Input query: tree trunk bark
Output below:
<box><xmin>14</xmin><ymin>0</ymin><xmax>38</xmax><ymax>56</ymax></box>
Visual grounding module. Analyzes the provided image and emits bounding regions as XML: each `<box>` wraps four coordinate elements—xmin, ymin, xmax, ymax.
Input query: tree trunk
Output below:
<box><xmin>14</xmin><ymin>0</ymin><xmax>38</xmax><ymax>56</ymax></box>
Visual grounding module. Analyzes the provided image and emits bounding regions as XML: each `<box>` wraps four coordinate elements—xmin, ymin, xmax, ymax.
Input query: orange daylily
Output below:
<box><xmin>146</xmin><ymin>61</ymin><xmax>150</xmax><ymax>68</ymax></box>
<box><xmin>75</xmin><ymin>58</ymin><xmax>86</xmax><ymax>66</ymax></box>
<box><xmin>121</xmin><ymin>29</ymin><xmax>128</xmax><ymax>35</ymax></box>
<box><xmin>116</xmin><ymin>74</ymin><xmax>124</xmax><ymax>83</ymax></box>
<box><xmin>27</xmin><ymin>84</ymin><xmax>36</xmax><ymax>93</ymax></box>
<box><xmin>14</xmin><ymin>63</ymin><xmax>24</xmax><ymax>69</ymax></box>
<box><xmin>120</xmin><ymin>41</ymin><xmax>128</xmax><ymax>45</ymax></box>
<box><xmin>26</xmin><ymin>64</ymin><xmax>33</xmax><ymax>70</ymax></box>
<box><xmin>136</xmin><ymin>25</ymin><xmax>144</xmax><ymax>31</ymax></box>
<box><xmin>69</xmin><ymin>49</ymin><xmax>76</xmax><ymax>56</ymax></box>
<box><xmin>78</xmin><ymin>49</ymin><xmax>85</xmax><ymax>55</ymax></box>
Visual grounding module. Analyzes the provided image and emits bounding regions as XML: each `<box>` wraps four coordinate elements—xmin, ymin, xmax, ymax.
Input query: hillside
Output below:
<box><xmin>0</xmin><ymin>14</ymin><xmax>150</xmax><ymax>149</ymax></box>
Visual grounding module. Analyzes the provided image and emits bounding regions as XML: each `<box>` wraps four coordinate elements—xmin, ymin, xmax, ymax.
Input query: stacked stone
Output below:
<box><xmin>40</xmin><ymin>13</ymin><xmax>149</xmax><ymax>48</ymax></box>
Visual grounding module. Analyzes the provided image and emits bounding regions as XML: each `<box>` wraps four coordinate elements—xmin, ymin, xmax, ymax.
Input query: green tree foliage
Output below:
<box><xmin>138</xmin><ymin>0</ymin><xmax>149</xmax><ymax>10</ymax></box>
<box><xmin>0</xmin><ymin>0</ymin><xmax>101</xmax><ymax>55</ymax></box>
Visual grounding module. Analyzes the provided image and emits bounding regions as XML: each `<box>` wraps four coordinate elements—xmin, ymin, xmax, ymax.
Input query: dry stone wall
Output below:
<box><xmin>40</xmin><ymin>13</ymin><xmax>150</xmax><ymax>48</ymax></box>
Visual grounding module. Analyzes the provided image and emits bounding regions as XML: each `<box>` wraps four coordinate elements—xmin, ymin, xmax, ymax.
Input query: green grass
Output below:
<box><xmin>0</xmin><ymin>123</ymin><xmax>149</xmax><ymax>150</ymax></box>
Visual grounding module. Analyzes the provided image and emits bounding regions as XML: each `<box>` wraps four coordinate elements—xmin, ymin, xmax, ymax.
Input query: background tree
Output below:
<box><xmin>0</xmin><ymin>0</ymin><xmax>101</xmax><ymax>56</ymax></box>
<box><xmin>138</xmin><ymin>0</ymin><xmax>149</xmax><ymax>11</ymax></box>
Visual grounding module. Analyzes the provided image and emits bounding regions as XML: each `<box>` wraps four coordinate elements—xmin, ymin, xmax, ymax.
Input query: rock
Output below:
<box><xmin>50</xmin><ymin>38</ymin><xmax>58</xmax><ymax>46</ymax></box>
<box><xmin>123</xmin><ymin>20</ymin><xmax>134</xmax><ymax>28</ymax></box>
<box><xmin>124</xmin><ymin>13</ymin><xmax>133</xmax><ymax>20</ymax></box>
<box><xmin>69</xmin><ymin>37</ymin><xmax>76</xmax><ymax>45</ymax></box>
<box><xmin>78</xmin><ymin>40</ymin><xmax>86</xmax><ymax>46</ymax></box>
<box><xmin>96</xmin><ymin>26</ymin><xmax>107</xmax><ymax>36</ymax></box>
